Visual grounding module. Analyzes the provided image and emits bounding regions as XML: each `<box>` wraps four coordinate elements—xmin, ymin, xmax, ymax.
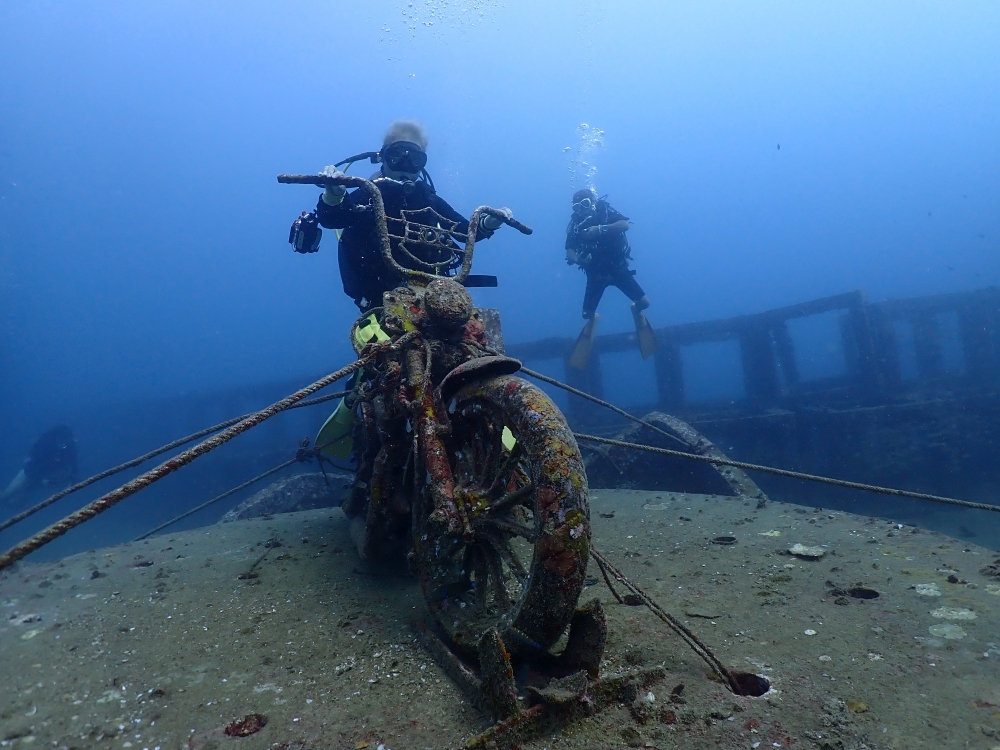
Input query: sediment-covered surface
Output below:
<box><xmin>2</xmin><ymin>491</ymin><xmax>1000</xmax><ymax>749</ymax></box>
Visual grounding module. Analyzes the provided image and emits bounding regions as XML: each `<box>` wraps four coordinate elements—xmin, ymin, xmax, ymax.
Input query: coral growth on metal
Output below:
<box><xmin>344</xmin><ymin>278</ymin><xmax>592</xmax><ymax>659</ymax></box>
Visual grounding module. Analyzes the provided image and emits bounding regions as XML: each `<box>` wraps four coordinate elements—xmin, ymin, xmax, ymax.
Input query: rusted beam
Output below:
<box><xmin>653</xmin><ymin>341</ymin><xmax>684</xmax><ymax>408</ymax></box>
<box><xmin>738</xmin><ymin>325</ymin><xmax>780</xmax><ymax>403</ymax></box>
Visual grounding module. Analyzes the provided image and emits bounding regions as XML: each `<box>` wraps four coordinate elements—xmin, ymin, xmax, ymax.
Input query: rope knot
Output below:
<box><xmin>295</xmin><ymin>437</ymin><xmax>317</xmax><ymax>463</ymax></box>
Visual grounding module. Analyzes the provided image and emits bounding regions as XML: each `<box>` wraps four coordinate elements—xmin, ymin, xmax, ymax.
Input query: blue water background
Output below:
<box><xmin>1</xmin><ymin>2</ymin><xmax>998</xmax><ymax>555</ymax></box>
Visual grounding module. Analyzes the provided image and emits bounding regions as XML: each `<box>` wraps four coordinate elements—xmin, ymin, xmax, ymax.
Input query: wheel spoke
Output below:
<box><xmin>480</xmin><ymin>542</ymin><xmax>511</xmax><ymax>609</ymax></box>
<box><xmin>487</xmin><ymin>441</ymin><xmax>523</xmax><ymax>497</ymax></box>
<box><xmin>485</xmin><ymin>427</ymin><xmax>504</xmax><ymax>484</ymax></box>
<box><xmin>471</xmin><ymin>547</ymin><xmax>489</xmax><ymax>610</ymax></box>
<box><xmin>480</xmin><ymin>531</ymin><xmax>529</xmax><ymax>584</ymax></box>
<box><xmin>480</xmin><ymin>517</ymin><xmax>538</xmax><ymax>543</ymax></box>
<box><xmin>486</xmin><ymin>483</ymin><xmax>534</xmax><ymax>514</ymax></box>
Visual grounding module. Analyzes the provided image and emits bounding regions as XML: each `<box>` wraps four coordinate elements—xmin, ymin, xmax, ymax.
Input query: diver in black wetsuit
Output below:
<box><xmin>565</xmin><ymin>187</ymin><xmax>656</xmax><ymax>364</ymax></box>
<box><xmin>565</xmin><ymin>187</ymin><xmax>649</xmax><ymax>320</ymax></box>
<box><xmin>1</xmin><ymin>425</ymin><xmax>78</xmax><ymax>505</ymax></box>
<box><xmin>313</xmin><ymin>120</ymin><xmax>512</xmax><ymax>311</ymax></box>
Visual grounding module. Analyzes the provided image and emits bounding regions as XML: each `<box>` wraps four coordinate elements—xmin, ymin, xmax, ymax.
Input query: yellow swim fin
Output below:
<box><xmin>569</xmin><ymin>314</ymin><xmax>599</xmax><ymax>370</ymax></box>
<box><xmin>316</xmin><ymin>397</ymin><xmax>356</xmax><ymax>460</ymax></box>
<box><xmin>632</xmin><ymin>306</ymin><xmax>658</xmax><ymax>360</ymax></box>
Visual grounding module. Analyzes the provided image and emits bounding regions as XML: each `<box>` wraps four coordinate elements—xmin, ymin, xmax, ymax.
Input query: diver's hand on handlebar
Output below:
<box><xmin>480</xmin><ymin>206</ymin><xmax>512</xmax><ymax>231</ymax></box>
<box><xmin>477</xmin><ymin>206</ymin><xmax>532</xmax><ymax>235</ymax></box>
<box><xmin>320</xmin><ymin>166</ymin><xmax>348</xmax><ymax>206</ymax></box>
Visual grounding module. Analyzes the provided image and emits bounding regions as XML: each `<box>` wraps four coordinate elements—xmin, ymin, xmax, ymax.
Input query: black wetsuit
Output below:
<box><xmin>316</xmin><ymin>176</ymin><xmax>495</xmax><ymax>311</ymax></box>
<box><xmin>24</xmin><ymin>425</ymin><xmax>77</xmax><ymax>488</ymax></box>
<box><xmin>565</xmin><ymin>200</ymin><xmax>645</xmax><ymax>316</ymax></box>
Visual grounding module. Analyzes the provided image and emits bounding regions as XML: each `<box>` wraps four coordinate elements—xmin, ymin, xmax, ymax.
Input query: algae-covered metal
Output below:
<box><xmin>283</xmin><ymin>174</ymin><xmax>591</xmax><ymax>657</ymax></box>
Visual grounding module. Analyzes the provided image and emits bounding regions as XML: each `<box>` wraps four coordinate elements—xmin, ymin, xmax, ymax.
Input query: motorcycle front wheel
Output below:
<box><xmin>413</xmin><ymin>374</ymin><xmax>591</xmax><ymax>657</ymax></box>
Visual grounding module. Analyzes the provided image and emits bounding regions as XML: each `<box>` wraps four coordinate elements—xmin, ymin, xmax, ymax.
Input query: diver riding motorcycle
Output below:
<box><xmin>279</xmin><ymin>171</ymin><xmax>592</xmax><ymax>658</ymax></box>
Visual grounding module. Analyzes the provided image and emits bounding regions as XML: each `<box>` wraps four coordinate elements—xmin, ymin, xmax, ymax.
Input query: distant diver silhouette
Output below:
<box><xmin>1</xmin><ymin>425</ymin><xmax>78</xmax><ymax>505</ymax></box>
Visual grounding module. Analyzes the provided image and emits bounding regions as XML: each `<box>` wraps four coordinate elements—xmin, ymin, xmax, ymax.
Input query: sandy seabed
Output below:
<box><xmin>3</xmin><ymin>489</ymin><xmax>1000</xmax><ymax>750</ymax></box>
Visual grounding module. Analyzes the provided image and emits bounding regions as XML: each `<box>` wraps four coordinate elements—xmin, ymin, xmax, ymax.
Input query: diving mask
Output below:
<box><xmin>572</xmin><ymin>197</ymin><xmax>596</xmax><ymax>214</ymax></box>
<box><xmin>380</xmin><ymin>140</ymin><xmax>428</xmax><ymax>175</ymax></box>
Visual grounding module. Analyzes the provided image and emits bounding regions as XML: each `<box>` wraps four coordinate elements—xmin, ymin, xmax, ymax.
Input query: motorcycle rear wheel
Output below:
<box><xmin>414</xmin><ymin>374</ymin><xmax>591</xmax><ymax>657</ymax></box>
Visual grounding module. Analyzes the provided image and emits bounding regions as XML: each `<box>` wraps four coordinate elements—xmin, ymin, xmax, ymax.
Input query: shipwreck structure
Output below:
<box><xmin>507</xmin><ymin>287</ymin><xmax>1000</xmax><ymax>530</ymax></box>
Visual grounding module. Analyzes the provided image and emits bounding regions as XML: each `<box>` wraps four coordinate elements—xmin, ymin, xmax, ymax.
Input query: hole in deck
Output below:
<box><xmin>730</xmin><ymin>671</ymin><xmax>770</xmax><ymax>697</ymax></box>
<box><xmin>711</xmin><ymin>536</ymin><xmax>737</xmax><ymax>545</ymax></box>
<box><xmin>848</xmin><ymin>587</ymin><xmax>880</xmax><ymax>600</ymax></box>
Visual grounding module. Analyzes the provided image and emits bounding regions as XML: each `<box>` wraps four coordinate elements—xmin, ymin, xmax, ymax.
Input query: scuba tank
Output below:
<box><xmin>288</xmin><ymin>210</ymin><xmax>322</xmax><ymax>254</ymax></box>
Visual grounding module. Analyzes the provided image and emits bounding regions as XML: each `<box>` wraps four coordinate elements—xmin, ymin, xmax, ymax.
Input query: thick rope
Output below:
<box><xmin>518</xmin><ymin>366</ymin><xmax>689</xmax><ymax>448</ymax></box>
<box><xmin>133</xmin><ymin>431</ymin><xmax>348</xmax><ymax>542</ymax></box>
<box><xmin>133</xmin><ymin>458</ymin><xmax>298</xmax><ymax>541</ymax></box>
<box><xmin>591</xmin><ymin>546</ymin><xmax>742</xmax><ymax>694</ymax></box>
<box><xmin>576</xmin><ymin>433</ymin><xmax>1000</xmax><ymax>513</ymax></box>
<box><xmin>0</xmin><ymin>338</ymin><xmax>412</xmax><ymax>572</ymax></box>
<box><xmin>0</xmin><ymin>390</ymin><xmax>348</xmax><ymax>536</ymax></box>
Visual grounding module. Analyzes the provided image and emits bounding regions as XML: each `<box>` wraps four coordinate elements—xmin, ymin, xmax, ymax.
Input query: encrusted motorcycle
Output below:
<box><xmin>278</xmin><ymin>173</ymin><xmax>592</xmax><ymax>658</ymax></box>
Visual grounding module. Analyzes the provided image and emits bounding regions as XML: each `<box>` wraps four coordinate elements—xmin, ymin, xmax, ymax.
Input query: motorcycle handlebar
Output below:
<box><xmin>276</xmin><ymin>174</ymin><xmax>532</xmax><ymax>235</ymax></box>
<box><xmin>277</xmin><ymin>173</ymin><xmax>532</xmax><ymax>284</ymax></box>
<box><xmin>476</xmin><ymin>206</ymin><xmax>533</xmax><ymax>236</ymax></box>
<box><xmin>277</xmin><ymin>173</ymin><xmax>363</xmax><ymax>187</ymax></box>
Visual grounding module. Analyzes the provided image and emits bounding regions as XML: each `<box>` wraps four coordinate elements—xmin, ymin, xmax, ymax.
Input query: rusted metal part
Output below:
<box><xmin>416</xmin><ymin>375</ymin><xmax>590</xmax><ymax>657</ymax></box>
<box><xmin>526</xmin><ymin>670</ymin><xmax>589</xmax><ymax>706</ymax></box>
<box><xmin>463</xmin><ymin>667</ymin><xmax>668</xmax><ymax>750</ymax></box>
<box><xmin>464</xmin><ymin>705</ymin><xmax>544</xmax><ymax>750</ymax></box>
<box><xmin>424</xmin><ymin>278</ymin><xmax>473</xmax><ymax>332</ymax></box>
<box><xmin>552</xmin><ymin>599</ymin><xmax>606</xmax><ymax>679</ymax></box>
<box><xmin>439</xmin><ymin>356</ymin><xmax>523</xmax><ymax>403</ymax></box>
<box><xmin>362</xmin><ymin>439</ymin><xmax>411</xmax><ymax>559</ymax></box>
<box><xmin>454</xmin><ymin>207</ymin><xmax>532</xmax><ymax>284</ymax></box>
<box><xmin>411</xmin><ymin>619</ymin><xmax>489</xmax><ymax>714</ymax></box>
<box><xmin>580</xmin><ymin>409</ymin><xmax>768</xmax><ymax>506</ymax></box>
<box><xmin>478</xmin><ymin>628</ymin><xmax>520</xmax><ymax>721</ymax></box>
<box><xmin>650</xmin><ymin>412</ymin><xmax>769</xmax><ymax>507</ymax></box>
<box><xmin>477</xmin><ymin>308</ymin><xmax>506</xmax><ymax>353</ymax></box>
<box><xmin>407</xmin><ymin>343</ymin><xmax>463</xmax><ymax>535</ymax></box>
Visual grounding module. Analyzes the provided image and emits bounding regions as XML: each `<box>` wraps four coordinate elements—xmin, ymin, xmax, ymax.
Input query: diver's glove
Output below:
<box><xmin>320</xmin><ymin>165</ymin><xmax>348</xmax><ymax>206</ymax></box>
<box><xmin>480</xmin><ymin>207</ymin><xmax>513</xmax><ymax>231</ymax></box>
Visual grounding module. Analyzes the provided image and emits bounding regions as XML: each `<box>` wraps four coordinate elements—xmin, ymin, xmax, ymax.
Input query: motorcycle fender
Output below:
<box><xmin>439</xmin><ymin>355</ymin><xmax>522</xmax><ymax>403</ymax></box>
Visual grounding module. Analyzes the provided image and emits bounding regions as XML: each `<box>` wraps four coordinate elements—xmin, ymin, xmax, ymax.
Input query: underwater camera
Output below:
<box><xmin>289</xmin><ymin>210</ymin><xmax>322</xmax><ymax>254</ymax></box>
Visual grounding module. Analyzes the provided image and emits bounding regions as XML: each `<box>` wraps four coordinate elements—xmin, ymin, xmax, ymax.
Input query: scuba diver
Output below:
<box><xmin>1</xmin><ymin>425</ymin><xmax>78</xmax><ymax>505</ymax></box>
<box><xmin>564</xmin><ymin>187</ymin><xmax>656</xmax><ymax>367</ymax></box>
<box><xmin>298</xmin><ymin>120</ymin><xmax>512</xmax><ymax>312</ymax></box>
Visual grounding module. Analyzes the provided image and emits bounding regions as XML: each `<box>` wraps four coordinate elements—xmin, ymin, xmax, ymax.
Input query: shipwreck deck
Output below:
<box><xmin>3</xmin><ymin>492</ymin><xmax>1000</xmax><ymax>749</ymax></box>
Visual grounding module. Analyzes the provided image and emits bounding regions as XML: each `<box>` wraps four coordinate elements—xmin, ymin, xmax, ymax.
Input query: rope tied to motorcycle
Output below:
<box><xmin>0</xmin><ymin>334</ymin><xmax>416</xmax><ymax>573</ymax></box>
<box><xmin>590</xmin><ymin>547</ymin><xmax>745</xmax><ymax>695</ymax></box>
